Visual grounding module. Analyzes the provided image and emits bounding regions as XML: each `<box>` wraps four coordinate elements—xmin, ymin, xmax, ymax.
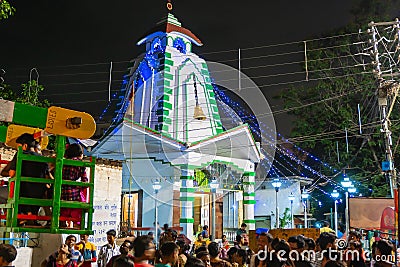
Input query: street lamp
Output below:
<box><xmin>341</xmin><ymin>175</ymin><xmax>354</xmax><ymax>236</ymax></box>
<box><xmin>210</xmin><ymin>177</ymin><xmax>219</xmax><ymax>241</ymax></box>
<box><xmin>272</xmin><ymin>179</ymin><xmax>282</xmax><ymax>228</ymax></box>
<box><xmin>301</xmin><ymin>190</ymin><xmax>309</xmax><ymax>228</ymax></box>
<box><xmin>288</xmin><ymin>193</ymin><xmax>295</xmax><ymax>228</ymax></box>
<box><xmin>331</xmin><ymin>189</ymin><xmax>340</xmax><ymax>234</ymax></box>
<box><xmin>152</xmin><ymin>180</ymin><xmax>162</xmax><ymax>248</ymax></box>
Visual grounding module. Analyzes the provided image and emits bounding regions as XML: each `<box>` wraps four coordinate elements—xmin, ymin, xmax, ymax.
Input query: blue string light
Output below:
<box><xmin>213</xmin><ymin>84</ymin><xmax>355</xmax><ymax>194</ymax></box>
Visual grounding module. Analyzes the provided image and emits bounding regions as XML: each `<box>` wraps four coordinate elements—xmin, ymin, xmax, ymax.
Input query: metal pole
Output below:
<box><xmin>212</xmin><ymin>191</ymin><xmax>216</xmax><ymax>241</ymax></box>
<box><xmin>238</xmin><ymin>48</ymin><xmax>241</xmax><ymax>91</ymax></box>
<box><xmin>290</xmin><ymin>200</ymin><xmax>294</xmax><ymax>228</ymax></box>
<box><xmin>108</xmin><ymin>61</ymin><xmax>113</xmax><ymax>102</ymax></box>
<box><xmin>275</xmin><ymin>190</ymin><xmax>279</xmax><ymax>228</ymax></box>
<box><xmin>127</xmin><ymin>193</ymin><xmax>131</xmax><ymax>235</ymax></box>
<box><xmin>304</xmin><ymin>200</ymin><xmax>307</xmax><ymax>228</ymax></box>
<box><xmin>345</xmin><ymin>191</ymin><xmax>349</xmax><ymax>236</ymax></box>
<box><xmin>155</xmin><ymin>191</ymin><xmax>158</xmax><ymax>248</ymax></box>
<box><xmin>334</xmin><ymin>200</ymin><xmax>338</xmax><ymax>235</ymax></box>
<box><xmin>233</xmin><ymin>197</ymin><xmax>236</xmax><ymax>228</ymax></box>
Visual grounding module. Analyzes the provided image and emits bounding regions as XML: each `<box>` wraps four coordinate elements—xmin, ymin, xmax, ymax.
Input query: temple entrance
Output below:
<box><xmin>121</xmin><ymin>192</ymin><xmax>140</xmax><ymax>235</ymax></box>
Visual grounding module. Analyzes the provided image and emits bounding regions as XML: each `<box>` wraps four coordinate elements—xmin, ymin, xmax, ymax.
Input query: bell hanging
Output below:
<box><xmin>194</xmin><ymin>104</ymin><xmax>206</xmax><ymax>120</ymax></box>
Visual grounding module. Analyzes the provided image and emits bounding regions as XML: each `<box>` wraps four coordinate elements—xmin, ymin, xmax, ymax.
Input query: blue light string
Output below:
<box><xmin>214</xmin><ymin>85</ymin><xmax>340</xmax><ymax>175</ymax></box>
<box><xmin>98</xmin><ymin>74</ymin><xmax>130</xmax><ymax>121</ymax></box>
<box><xmin>209</xmin><ymin>90</ymin><xmax>336</xmax><ymax>201</ymax></box>
<box><xmin>213</xmin><ymin>85</ymin><xmax>352</xmax><ymax>193</ymax></box>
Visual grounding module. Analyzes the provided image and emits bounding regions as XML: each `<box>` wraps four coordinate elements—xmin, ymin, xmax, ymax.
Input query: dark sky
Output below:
<box><xmin>0</xmin><ymin>0</ymin><xmax>355</xmax><ymax>133</ymax></box>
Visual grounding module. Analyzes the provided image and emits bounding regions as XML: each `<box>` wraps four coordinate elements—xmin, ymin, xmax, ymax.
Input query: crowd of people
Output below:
<box><xmin>32</xmin><ymin>223</ymin><xmax>394</xmax><ymax>267</ymax></box>
<box><xmin>0</xmin><ymin>134</ymin><xmax>397</xmax><ymax>267</ymax></box>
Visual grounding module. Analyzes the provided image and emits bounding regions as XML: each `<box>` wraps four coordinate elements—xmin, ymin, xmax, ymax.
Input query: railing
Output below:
<box><xmin>0</xmin><ymin>232</ymin><xmax>31</xmax><ymax>247</ymax></box>
<box><xmin>118</xmin><ymin>223</ymin><xmax>183</xmax><ymax>237</ymax></box>
<box><xmin>223</xmin><ymin>228</ymin><xmax>237</xmax><ymax>242</ymax></box>
<box><xmin>0</xmin><ymin>136</ymin><xmax>95</xmax><ymax>234</ymax></box>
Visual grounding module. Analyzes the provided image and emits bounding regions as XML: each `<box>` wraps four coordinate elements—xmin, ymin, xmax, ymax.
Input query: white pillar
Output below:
<box><xmin>304</xmin><ymin>200</ymin><xmax>308</xmax><ymax>228</ymax></box>
<box><xmin>334</xmin><ymin>200</ymin><xmax>338</xmax><ymax>235</ymax></box>
<box><xmin>180</xmin><ymin>168</ymin><xmax>195</xmax><ymax>239</ymax></box>
<box><xmin>345</xmin><ymin>191</ymin><xmax>349</xmax><ymax>236</ymax></box>
<box><xmin>243</xmin><ymin>165</ymin><xmax>256</xmax><ymax>230</ymax></box>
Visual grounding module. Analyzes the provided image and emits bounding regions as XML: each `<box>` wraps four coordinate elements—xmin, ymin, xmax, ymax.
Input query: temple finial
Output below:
<box><xmin>166</xmin><ymin>0</ymin><xmax>173</xmax><ymax>11</ymax></box>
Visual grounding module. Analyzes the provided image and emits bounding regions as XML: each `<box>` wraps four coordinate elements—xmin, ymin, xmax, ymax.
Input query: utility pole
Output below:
<box><xmin>369</xmin><ymin>21</ymin><xmax>399</xmax><ymax>198</ymax></box>
<box><xmin>368</xmin><ymin>19</ymin><xmax>400</xmax><ymax>250</ymax></box>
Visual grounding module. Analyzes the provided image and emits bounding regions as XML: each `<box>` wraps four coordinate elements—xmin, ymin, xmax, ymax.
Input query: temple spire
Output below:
<box><xmin>166</xmin><ymin>0</ymin><xmax>173</xmax><ymax>11</ymax></box>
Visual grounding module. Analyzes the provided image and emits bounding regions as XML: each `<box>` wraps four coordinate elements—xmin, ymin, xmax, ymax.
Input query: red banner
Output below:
<box><xmin>380</xmin><ymin>207</ymin><xmax>395</xmax><ymax>230</ymax></box>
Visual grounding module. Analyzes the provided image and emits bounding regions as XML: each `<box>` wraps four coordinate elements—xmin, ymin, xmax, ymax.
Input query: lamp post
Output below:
<box><xmin>288</xmin><ymin>193</ymin><xmax>295</xmax><ymax>228</ymax></box>
<box><xmin>331</xmin><ymin>189</ymin><xmax>340</xmax><ymax>234</ymax></box>
<box><xmin>272</xmin><ymin>179</ymin><xmax>282</xmax><ymax>228</ymax></box>
<box><xmin>152</xmin><ymin>180</ymin><xmax>162</xmax><ymax>248</ymax></box>
<box><xmin>301</xmin><ymin>190</ymin><xmax>309</xmax><ymax>228</ymax></box>
<box><xmin>210</xmin><ymin>177</ymin><xmax>219</xmax><ymax>241</ymax></box>
<box><xmin>341</xmin><ymin>176</ymin><xmax>354</xmax><ymax>236</ymax></box>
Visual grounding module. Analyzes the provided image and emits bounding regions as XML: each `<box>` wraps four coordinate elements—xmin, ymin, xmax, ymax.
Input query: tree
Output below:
<box><xmin>0</xmin><ymin>79</ymin><xmax>50</xmax><ymax>108</ymax></box>
<box><xmin>0</xmin><ymin>77</ymin><xmax>54</xmax><ymax>148</ymax></box>
<box><xmin>278</xmin><ymin>0</ymin><xmax>400</xmax><ymax>220</ymax></box>
<box><xmin>279</xmin><ymin>208</ymin><xmax>292</xmax><ymax>229</ymax></box>
<box><xmin>0</xmin><ymin>0</ymin><xmax>15</xmax><ymax>20</ymax></box>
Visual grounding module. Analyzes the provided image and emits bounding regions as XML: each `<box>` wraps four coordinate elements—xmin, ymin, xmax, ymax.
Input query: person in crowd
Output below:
<box><xmin>373</xmin><ymin>239</ymin><xmax>394</xmax><ymax>267</ymax></box>
<box><xmin>202</xmin><ymin>226</ymin><xmax>210</xmax><ymax>239</ymax></box>
<box><xmin>113</xmin><ymin>256</ymin><xmax>134</xmax><ymax>267</ymax></box>
<box><xmin>160</xmin><ymin>225</ymin><xmax>175</xmax><ymax>247</ymax></box>
<box><xmin>313</xmin><ymin>232</ymin><xmax>336</xmax><ymax>267</ymax></box>
<box><xmin>41</xmin><ymin>235</ymin><xmax>83</xmax><ymax>267</ymax></box>
<box><xmin>185</xmin><ymin>256</ymin><xmax>206</xmax><ymax>267</ymax></box>
<box><xmin>0</xmin><ymin>133</ymin><xmax>48</xmax><ymax>223</ymax></box>
<box><xmin>347</xmin><ymin>231</ymin><xmax>366</xmax><ymax>261</ymax></box>
<box><xmin>347</xmin><ymin>241</ymin><xmax>366</xmax><ymax>267</ymax></box>
<box><xmin>234</xmin><ymin>235</ymin><xmax>245</xmax><ymax>249</ymax></box>
<box><xmin>267</xmin><ymin>238</ymin><xmax>295</xmax><ymax>267</ymax></box>
<box><xmin>250</xmin><ymin>232</ymin><xmax>272</xmax><ymax>267</ymax></box>
<box><xmin>133</xmin><ymin>235</ymin><xmax>156</xmax><ymax>267</ymax></box>
<box><xmin>208</xmin><ymin>242</ymin><xmax>232</xmax><ymax>267</ymax></box>
<box><xmin>75</xmin><ymin>234</ymin><xmax>97</xmax><ymax>267</ymax></box>
<box><xmin>148</xmin><ymin>232</ymin><xmax>155</xmax><ymax>243</ymax></box>
<box><xmin>236</xmin><ymin>223</ymin><xmax>247</xmax><ymax>237</ymax></box>
<box><xmin>304</xmin><ymin>237</ymin><xmax>316</xmax><ymax>251</ymax></box>
<box><xmin>155</xmin><ymin>241</ymin><xmax>179</xmax><ymax>267</ymax></box>
<box><xmin>194</xmin><ymin>234</ymin><xmax>210</xmax><ymax>251</ymax></box>
<box><xmin>287</xmin><ymin>235</ymin><xmax>312</xmax><ymax>267</ymax></box>
<box><xmin>323</xmin><ymin>259</ymin><xmax>346</xmax><ymax>267</ymax></box>
<box><xmin>348</xmin><ymin>231</ymin><xmax>362</xmax><ymax>242</ymax></box>
<box><xmin>321</xmin><ymin>248</ymin><xmax>344</xmax><ymax>267</ymax></box>
<box><xmin>336</xmin><ymin>224</ymin><xmax>345</xmax><ymax>239</ymax></box>
<box><xmin>61</xmin><ymin>143</ymin><xmax>88</xmax><ymax>228</ymax></box>
<box><xmin>370</xmin><ymin>232</ymin><xmax>380</xmax><ymax>249</ymax></box>
<box><xmin>176</xmin><ymin>239</ymin><xmax>190</xmax><ymax>267</ymax></box>
<box><xmin>219</xmin><ymin>235</ymin><xmax>230</xmax><ymax>260</ymax></box>
<box><xmin>196</xmin><ymin>251</ymin><xmax>211</xmax><ymax>267</ymax></box>
<box><xmin>46</xmin><ymin>244</ymin><xmax>78</xmax><ymax>267</ymax></box>
<box><xmin>194</xmin><ymin>246</ymin><xmax>208</xmax><ymax>257</ymax></box>
<box><xmin>106</xmin><ymin>240</ymin><xmax>134</xmax><ymax>267</ymax></box>
<box><xmin>320</xmin><ymin>221</ymin><xmax>335</xmax><ymax>234</ymax></box>
<box><xmin>0</xmin><ymin>244</ymin><xmax>17</xmax><ymax>267</ymax></box>
<box><xmin>98</xmin><ymin>229</ymin><xmax>120</xmax><ymax>267</ymax></box>
<box><xmin>227</xmin><ymin>247</ymin><xmax>248</xmax><ymax>267</ymax></box>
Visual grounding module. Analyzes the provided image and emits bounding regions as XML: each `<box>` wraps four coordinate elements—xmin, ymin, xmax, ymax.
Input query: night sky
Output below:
<box><xmin>0</xmin><ymin>0</ymin><xmax>356</xmax><ymax>133</ymax></box>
